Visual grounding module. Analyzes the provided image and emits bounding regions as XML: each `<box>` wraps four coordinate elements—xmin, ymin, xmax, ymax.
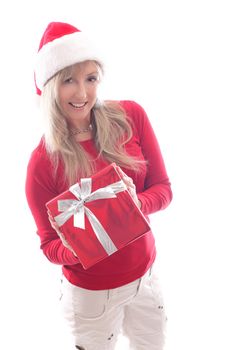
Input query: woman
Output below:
<box><xmin>26</xmin><ymin>22</ymin><xmax>172</xmax><ymax>350</ymax></box>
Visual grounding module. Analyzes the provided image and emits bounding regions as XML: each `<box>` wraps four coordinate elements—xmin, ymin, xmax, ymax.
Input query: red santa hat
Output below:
<box><xmin>35</xmin><ymin>22</ymin><xmax>104</xmax><ymax>95</ymax></box>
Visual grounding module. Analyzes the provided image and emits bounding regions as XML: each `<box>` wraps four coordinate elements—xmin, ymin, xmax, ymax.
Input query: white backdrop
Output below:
<box><xmin>0</xmin><ymin>1</ymin><xmax>228</xmax><ymax>349</ymax></box>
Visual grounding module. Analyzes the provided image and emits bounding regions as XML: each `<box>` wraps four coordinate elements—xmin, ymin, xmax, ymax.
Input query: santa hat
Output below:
<box><xmin>35</xmin><ymin>22</ymin><xmax>104</xmax><ymax>95</ymax></box>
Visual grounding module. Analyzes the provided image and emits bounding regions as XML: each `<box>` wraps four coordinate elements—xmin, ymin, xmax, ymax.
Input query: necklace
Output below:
<box><xmin>70</xmin><ymin>124</ymin><xmax>92</xmax><ymax>135</ymax></box>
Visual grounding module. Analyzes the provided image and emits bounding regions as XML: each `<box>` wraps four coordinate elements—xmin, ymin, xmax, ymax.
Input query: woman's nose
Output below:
<box><xmin>74</xmin><ymin>83</ymin><xmax>87</xmax><ymax>100</ymax></box>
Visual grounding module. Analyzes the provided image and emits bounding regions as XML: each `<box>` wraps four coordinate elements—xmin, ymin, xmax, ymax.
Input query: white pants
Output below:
<box><xmin>60</xmin><ymin>267</ymin><xmax>167</xmax><ymax>350</ymax></box>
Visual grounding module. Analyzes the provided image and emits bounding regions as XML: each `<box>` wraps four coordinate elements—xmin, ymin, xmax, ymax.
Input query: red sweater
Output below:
<box><xmin>25</xmin><ymin>100</ymin><xmax>172</xmax><ymax>290</ymax></box>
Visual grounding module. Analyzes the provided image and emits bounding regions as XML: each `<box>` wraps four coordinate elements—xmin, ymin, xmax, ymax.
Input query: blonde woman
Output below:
<box><xmin>26</xmin><ymin>22</ymin><xmax>173</xmax><ymax>350</ymax></box>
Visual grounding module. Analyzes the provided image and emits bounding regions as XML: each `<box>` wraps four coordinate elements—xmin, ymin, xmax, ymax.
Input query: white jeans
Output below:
<box><xmin>60</xmin><ymin>267</ymin><xmax>167</xmax><ymax>350</ymax></box>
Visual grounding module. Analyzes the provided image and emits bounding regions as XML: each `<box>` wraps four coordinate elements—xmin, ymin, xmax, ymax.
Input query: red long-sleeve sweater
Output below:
<box><xmin>25</xmin><ymin>100</ymin><xmax>172</xmax><ymax>290</ymax></box>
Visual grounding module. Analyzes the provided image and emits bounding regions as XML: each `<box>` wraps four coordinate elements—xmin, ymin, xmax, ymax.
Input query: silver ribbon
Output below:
<box><xmin>54</xmin><ymin>178</ymin><xmax>127</xmax><ymax>255</ymax></box>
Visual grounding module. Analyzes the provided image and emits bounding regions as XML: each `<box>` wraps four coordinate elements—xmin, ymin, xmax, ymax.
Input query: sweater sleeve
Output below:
<box><xmin>125</xmin><ymin>101</ymin><xmax>173</xmax><ymax>216</ymax></box>
<box><xmin>25</xmin><ymin>145</ymin><xmax>79</xmax><ymax>266</ymax></box>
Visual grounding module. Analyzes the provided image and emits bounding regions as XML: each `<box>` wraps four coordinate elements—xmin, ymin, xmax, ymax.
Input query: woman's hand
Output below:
<box><xmin>47</xmin><ymin>210</ymin><xmax>77</xmax><ymax>256</ymax></box>
<box><xmin>118</xmin><ymin>168</ymin><xmax>142</xmax><ymax>209</ymax></box>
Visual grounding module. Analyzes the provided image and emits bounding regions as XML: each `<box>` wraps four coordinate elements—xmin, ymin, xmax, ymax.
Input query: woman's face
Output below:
<box><xmin>58</xmin><ymin>60</ymin><xmax>100</xmax><ymax>127</ymax></box>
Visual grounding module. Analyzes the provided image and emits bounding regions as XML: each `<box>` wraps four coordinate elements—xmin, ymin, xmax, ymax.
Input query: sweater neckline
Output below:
<box><xmin>78</xmin><ymin>138</ymin><xmax>93</xmax><ymax>144</ymax></box>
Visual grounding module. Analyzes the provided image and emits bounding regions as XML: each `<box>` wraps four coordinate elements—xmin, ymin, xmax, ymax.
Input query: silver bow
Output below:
<box><xmin>54</xmin><ymin>178</ymin><xmax>127</xmax><ymax>255</ymax></box>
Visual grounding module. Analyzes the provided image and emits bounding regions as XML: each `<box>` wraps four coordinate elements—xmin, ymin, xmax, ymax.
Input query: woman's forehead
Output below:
<box><xmin>67</xmin><ymin>60</ymin><xmax>99</xmax><ymax>74</ymax></box>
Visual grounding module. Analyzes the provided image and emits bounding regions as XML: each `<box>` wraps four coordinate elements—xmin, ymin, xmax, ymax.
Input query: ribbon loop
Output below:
<box><xmin>54</xmin><ymin>178</ymin><xmax>126</xmax><ymax>255</ymax></box>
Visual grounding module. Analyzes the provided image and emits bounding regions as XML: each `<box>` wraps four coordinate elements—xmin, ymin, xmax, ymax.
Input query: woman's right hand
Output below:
<box><xmin>48</xmin><ymin>210</ymin><xmax>77</xmax><ymax>256</ymax></box>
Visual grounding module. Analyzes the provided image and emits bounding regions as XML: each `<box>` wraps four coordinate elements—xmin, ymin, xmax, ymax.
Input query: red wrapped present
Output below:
<box><xmin>46</xmin><ymin>163</ymin><xmax>150</xmax><ymax>269</ymax></box>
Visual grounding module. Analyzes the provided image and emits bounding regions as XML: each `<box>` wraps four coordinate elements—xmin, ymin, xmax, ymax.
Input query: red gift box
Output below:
<box><xmin>46</xmin><ymin>163</ymin><xmax>150</xmax><ymax>269</ymax></box>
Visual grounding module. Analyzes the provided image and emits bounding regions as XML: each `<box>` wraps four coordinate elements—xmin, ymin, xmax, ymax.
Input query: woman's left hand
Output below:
<box><xmin>118</xmin><ymin>168</ymin><xmax>141</xmax><ymax>209</ymax></box>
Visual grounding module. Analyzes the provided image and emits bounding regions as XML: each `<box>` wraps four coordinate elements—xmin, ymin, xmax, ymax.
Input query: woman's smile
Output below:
<box><xmin>69</xmin><ymin>102</ymin><xmax>88</xmax><ymax>109</ymax></box>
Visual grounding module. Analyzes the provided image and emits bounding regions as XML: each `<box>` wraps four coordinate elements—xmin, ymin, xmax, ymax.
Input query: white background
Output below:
<box><xmin>0</xmin><ymin>0</ymin><xmax>228</xmax><ymax>349</ymax></box>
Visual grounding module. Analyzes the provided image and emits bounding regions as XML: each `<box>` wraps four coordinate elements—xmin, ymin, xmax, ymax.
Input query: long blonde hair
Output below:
<box><xmin>40</xmin><ymin>62</ymin><xmax>144</xmax><ymax>185</ymax></box>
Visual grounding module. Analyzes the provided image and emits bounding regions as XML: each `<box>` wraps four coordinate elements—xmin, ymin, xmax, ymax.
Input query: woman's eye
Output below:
<box><xmin>64</xmin><ymin>78</ymin><xmax>73</xmax><ymax>83</ymax></box>
<box><xmin>88</xmin><ymin>76</ymin><xmax>98</xmax><ymax>82</ymax></box>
